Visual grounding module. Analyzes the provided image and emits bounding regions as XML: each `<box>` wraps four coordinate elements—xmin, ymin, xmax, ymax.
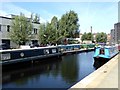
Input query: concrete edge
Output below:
<box><xmin>70</xmin><ymin>54</ymin><xmax>119</xmax><ymax>89</ymax></box>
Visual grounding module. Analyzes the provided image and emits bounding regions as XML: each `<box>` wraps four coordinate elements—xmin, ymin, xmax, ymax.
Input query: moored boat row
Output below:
<box><xmin>0</xmin><ymin>44</ymin><xmax>95</xmax><ymax>65</ymax></box>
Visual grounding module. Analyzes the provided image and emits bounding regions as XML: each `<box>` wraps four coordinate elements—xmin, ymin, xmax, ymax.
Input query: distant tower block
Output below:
<box><xmin>91</xmin><ymin>26</ymin><xmax>92</xmax><ymax>33</ymax></box>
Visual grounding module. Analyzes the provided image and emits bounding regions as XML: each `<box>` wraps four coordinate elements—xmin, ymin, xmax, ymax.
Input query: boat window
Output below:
<box><xmin>44</xmin><ymin>49</ymin><xmax>49</xmax><ymax>54</ymax></box>
<box><xmin>52</xmin><ymin>49</ymin><xmax>56</xmax><ymax>53</ymax></box>
<box><xmin>100</xmin><ymin>48</ymin><xmax>104</xmax><ymax>55</ymax></box>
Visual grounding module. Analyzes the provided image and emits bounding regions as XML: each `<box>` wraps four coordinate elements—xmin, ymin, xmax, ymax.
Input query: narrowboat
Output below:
<box><xmin>0</xmin><ymin>46</ymin><xmax>62</xmax><ymax>65</ymax></box>
<box><xmin>58</xmin><ymin>44</ymin><xmax>81</xmax><ymax>54</ymax></box>
<box><xmin>93</xmin><ymin>46</ymin><xmax>119</xmax><ymax>69</ymax></box>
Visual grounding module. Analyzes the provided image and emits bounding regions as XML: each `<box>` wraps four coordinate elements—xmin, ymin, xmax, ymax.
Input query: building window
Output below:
<box><xmin>0</xmin><ymin>24</ymin><xmax>1</xmax><ymax>31</ymax></box>
<box><xmin>2</xmin><ymin>39</ymin><xmax>10</xmax><ymax>49</ymax></box>
<box><xmin>34</xmin><ymin>28</ymin><xmax>37</xmax><ymax>34</ymax></box>
<box><xmin>7</xmin><ymin>25</ymin><xmax>10</xmax><ymax>32</ymax></box>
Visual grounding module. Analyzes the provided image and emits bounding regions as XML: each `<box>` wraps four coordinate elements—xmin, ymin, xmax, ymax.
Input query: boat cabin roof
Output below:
<box><xmin>96</xmin><ymin>46</ymin><xmax>116</xmax><ymax>49</ymax></box>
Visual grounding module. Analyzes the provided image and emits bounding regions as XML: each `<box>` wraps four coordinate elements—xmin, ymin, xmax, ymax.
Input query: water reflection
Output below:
<box><xmin>61</xmin><ymin>55</ymin><xmax>78</xmax><ymax>84</ymax></box>
<box><xmin>77</xmin><ymin>52</ymin><xmax>95</xmax><ymax>79</ymax></box>
<box><xmin>2</xmin><ymin>58</ymin><xmax>62</xmax><ymax>85</ymax></box>
<box><xmin>2</xmin><ymin>51</ymin><xmax>95</xmax><ymax>88</ymax></box>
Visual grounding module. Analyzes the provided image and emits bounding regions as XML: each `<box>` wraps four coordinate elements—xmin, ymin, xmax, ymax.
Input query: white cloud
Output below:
<box><xmin>0</xmin><ymin>2</ymin><xmax>47</xmax><ymax>23</ymax></box>
<box><xmin>1</xmin><ymin>2</ymin><xmax>31</xmax><ymax>18</ymax></box>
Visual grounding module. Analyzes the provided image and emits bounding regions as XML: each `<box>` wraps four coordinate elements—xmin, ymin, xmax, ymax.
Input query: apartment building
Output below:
<box><xmin>114</xmin><ymin>22</ymin><xmax>120</xmax><ymax>44</ymax></box>
<box><xmin>110</xmin><ymin>22</ymin><xmax>120</xmax><ymax>44</ymax></box>
<box><xmin>110</xmin><ymin>29</ymin><xmax>115</xmax><ymax>44</ymax></box>
<box><xmin>0</xmin><ymin>15</ymin><xmax>40</xmax><ymax>48</ymax></box>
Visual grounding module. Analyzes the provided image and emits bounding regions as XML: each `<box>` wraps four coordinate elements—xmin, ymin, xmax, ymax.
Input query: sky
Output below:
<box><xmin>0</xmin><ymin>2</ymin><xmax>118</xmax><ymax>34</ymax></box>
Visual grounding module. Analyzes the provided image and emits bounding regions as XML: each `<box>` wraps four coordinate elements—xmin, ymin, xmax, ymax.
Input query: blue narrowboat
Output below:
<box><xmin>58</xmin><ymin>44</ymin><xmax>81</xmax><ymax>54</ymax></box>
<box><xmin>93</xmin><ymin>46</ymin><xmax>119</xmax><ymax>69</ymax></box>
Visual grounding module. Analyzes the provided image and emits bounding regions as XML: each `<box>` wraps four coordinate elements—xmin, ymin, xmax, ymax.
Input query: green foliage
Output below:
<box><xmin>59</xmin><ymin>10</ymin><xmax>79</xmax><ymax>38</ymax></box>
<box><xmin>81</xmin><ymin>32</ymin><xmax>87</xmax><ymax>42</ymax></box>
<box><xmin>33</xmin><ymin>14</ymin><xmax>40</xmax><ymax>23</ymax></box>
<box><xmin>81</xmin><ymin>32</ymin><xmax>93</xmax><ymax>42</ymax></box>
<box><xmin>38</xmin><ymin>10</ymin><xmax>80</xmax><ymax>45</ymax></box>
<box><xmin>50</xmin><ymin>16</ymin><xmax>59</xmax><ymax>43</ymax></box>
<box><xmin>95</xmin><ymin>32</ymin><xmax>107</xmax><ymax>43</ymax></box>
<box><xmin>87</xmin><ymin>32</ymin><xmax>93</xmax><ymax>40</ymax></box>
<box><xmin>38</xmin><ymin>16</ymin><xmax>60</xmax><ymax>45</ymax></box>
<box><xmin>39</xmin><ymin>23</ymin><xmax>46</xmax><ymax>44</ymax></box>
<box><xmin>10</xmin><ymin>13</ymin><xmax>33</xmax><ymax>45</ymax></box>
<box><xmin>68</xmin><ymin>39</ymin><xmax>79</xmax><ymax>44</ymax></box>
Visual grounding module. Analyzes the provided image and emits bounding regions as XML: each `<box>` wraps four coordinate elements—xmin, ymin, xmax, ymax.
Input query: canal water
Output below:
<box><xmin>2</xmin><ymin>51</ymin><xmax>96</xmax><ymax>89</ymax></box>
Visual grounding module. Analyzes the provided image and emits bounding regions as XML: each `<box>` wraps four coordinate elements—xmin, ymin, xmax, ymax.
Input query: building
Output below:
<box><xmin>0</xmin><ymin>15</ymin><xmax>40</xmax><ymax>48</ymax></box>
<box><xmin>110</xmin><ymin>2</ymin><xmax>120</xmax><ymax>44</ymax></box>
<box><xmin>110</xmin><ymin>29</ymin><xmax>115</xmax><ymax>44</ymax></box>
<box><xmin>110</xmin><ymin>22</ymin><xmax>120</xmax><ymax>44</ymax></box>
<box><xmin>107</xmin><ymin>33</ymin><xmax>111</xmax><ymax>45</ymax></box>
<box><xmin>93</xmin><ymin>33</ymin><xmax>97</xmax><ymax>41</ymax></box>
<box><xmin>79</xmin><ymin>33</ymin><xmax>83</xmax><ymax>43</ymax></box>
<box><xmin>115</xmin><ymin>22</ymin><xmax>120</xmax><ymax>44</ymax></box>
<box><xmin>114</xmin><ymin>22</ymin><xmax>120</xmax><ymax>44</ymax></box>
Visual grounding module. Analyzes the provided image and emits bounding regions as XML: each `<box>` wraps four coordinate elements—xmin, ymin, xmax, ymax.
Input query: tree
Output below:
<box><xmin>38</xmin><ymin>23</ymin><xmax>46</xmax><ymax>44</ymax></box>
<box><xmin>38</xmin><ymin>22</ymin><xmax>53</xmax><ymax>45</ymax></box>
<box><xmin>38</xmin><ymin>10</ymin><xmax>80</xmax><ymax>45</ymax></box>
<box><xmin>33</xmin><ymin>14</ymin><xmax>40</xmax><ymax>24</ymax></box>
<box><xmin>81</xmin><ymin>32</ymin><xmax>87</xmax><ymax>42</ymax></box>
<box><xmin>38</xmin><ymin>16</ymin><xmax>62</xmax><ymax>45</ymax></box>
<box><xmin>81</xmin><ymin>32</ymin><xmax>93</xmax><ymax>42</ymax></box>
<box><xmin>10</xmin><ymin>13</ymin><xmax>33</xmax><ymax>45</ymax></box>
<box><xmin>59</xmin><ymin>10</ymin><xmax>80</xmax><ymax>38</ymax></box>
<box><xmin>50</xmin><ymin>16</ymin><xmax>59</xmax><ymax>43</ymax></box>
<box><xmin>74</xmin><ymin>30</ymin><xmax>80</xmax><ymax>38</ymax></box>
<box><xmin>95</xmin><ymin>32</ymin><xmax>107</xmax><ymax>43</ymax></box>
<box><xmin>45</xmin><ymin>22</ymin><xmax>53</xmax><ymax>44</ymax></box>
<box><xmin>87</xmin><ymin>32</ymin><xmax>94</xmax><ymax>41</ymax></box>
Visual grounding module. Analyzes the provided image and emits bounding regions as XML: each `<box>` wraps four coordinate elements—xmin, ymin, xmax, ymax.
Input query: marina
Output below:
<box><xmin>0</xmin><ymin>2</ymin><xmax>120</xmax><ymax>89</ymax></box>
<box><xmin>1</xmin><ymin>44</ymin><xmax>119</xmax><ymax>89</ymax></box>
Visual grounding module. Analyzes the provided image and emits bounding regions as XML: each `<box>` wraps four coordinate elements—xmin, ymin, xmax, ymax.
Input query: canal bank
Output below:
<box><xmin>70</xmin><ymin>52</ymin><xmax>119</xmax><ymax>89</ymax></box>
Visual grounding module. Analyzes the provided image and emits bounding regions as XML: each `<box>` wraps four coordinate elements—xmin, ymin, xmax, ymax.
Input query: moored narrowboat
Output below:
<box><xmin>58</xmin><ymin>44</ymin><xmax>81</xmax><ymax>54</ymax></box>
<box><xmin>0</xmin><ymin>46</ymin><xmax>62</xmax><ymax>65</ymax></box>
<box><xmin>93</xmin><ymin>46</ymin><xmax>119</xmax><ymax>69</ymax></box>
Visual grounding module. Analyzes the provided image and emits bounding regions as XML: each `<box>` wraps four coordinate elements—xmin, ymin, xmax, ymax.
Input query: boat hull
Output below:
<box><xmin>93</xmin><ymin>57</ymin><xmax>109</xmax><ymax>69</ymax></box>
